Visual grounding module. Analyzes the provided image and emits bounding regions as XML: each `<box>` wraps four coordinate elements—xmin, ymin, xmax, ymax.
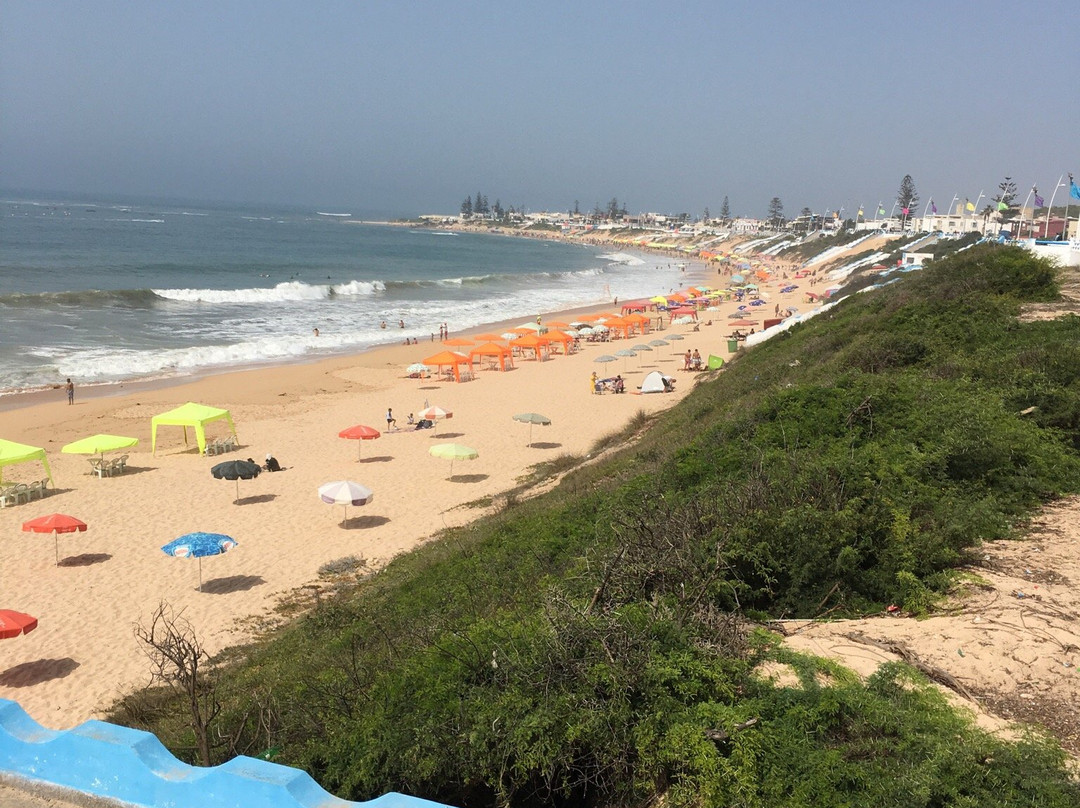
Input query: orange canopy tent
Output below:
<box><xmin>422</xmin><ymin>350</ymin><xmax>471</xmax><ymax>382</ymax></box>
<box><xmin>543</xmin><ymin>330</ymin><xmax>575</xmax><ymax>354</ymax></box>
<box><xmin>600</xmin><ymin>316</ymin><xmax>633</xmax><ymax>340</ymax></box>
<box><xmin>623</xmin><ymin>312</ymin><xmax>651</xmax><ymax>332</ymax></box>
<box><xmin>509</xmin><ymin>334</ymin><xmax>550</xmax><ymax>361</ymax></box>
<box><xmin>469</xmin><ymin>342</ymin><xmax>514</xmax><ymax>371</ymax></box>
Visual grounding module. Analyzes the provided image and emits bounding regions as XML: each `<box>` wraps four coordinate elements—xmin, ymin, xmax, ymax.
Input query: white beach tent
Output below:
<box><xmin>640</xmin><ymin>371</ymin><xmax>668</xmax><ymax>394</ymax></box>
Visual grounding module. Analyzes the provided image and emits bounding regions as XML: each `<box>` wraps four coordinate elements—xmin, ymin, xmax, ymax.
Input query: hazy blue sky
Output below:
<box><xmin>3</xmin><ymin>1</ymin><xmax>1076</xmax><ymax>218</ymax></box>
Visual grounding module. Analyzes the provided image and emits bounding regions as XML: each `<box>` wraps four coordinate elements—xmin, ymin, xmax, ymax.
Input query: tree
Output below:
<box><xmin>135</xmin><ymin>602</ymin><xmax>221</xmax><ymax>766</ymax></box>
<box><xmin>607</xmin><ymin>197</ymin><xmax>621</xmax><ymax>220</ymax></box>
<box><xmin>896</xmin><ymin>175</ymin><xmax>919</xmax><ymax>229</ymax></box>
<box><xmin>703</xmin><ymin>207</ymin><xmax>710</xmax><ymax>223</ymax></box>
<box><xmin>460</xmin><ymin>195</ymin><xmax>472</xmax><ymax>218</ymax></box>
<box><xmin>767</xmin><ymin>197</ymin><xmax>784</xmax><ymax>230</ymax></box>
<box><xmin>720</xmin><ymin>196</ymin><xmax>730</xmax><ymax>223</ymax></box>
<box><xmin>492</xmin><ymin>199</ymin><xmax>504</xmax><ymax>220</ymax></box>
<box><xmin>573</xmin><ymin>200</ymin><xmax>580</xmax><ymax>216</ymax></box>
<box><xmin>994</xmin><ymin>177</ymin><xmax>1018</xmax><ymax>220</ymax></box>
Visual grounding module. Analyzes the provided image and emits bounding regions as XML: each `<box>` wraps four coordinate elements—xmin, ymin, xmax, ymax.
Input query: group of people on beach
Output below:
<box><xmin>683</xmin><ymin>349</ymin><xmax>704</xmax><ymax>371</ymax></box>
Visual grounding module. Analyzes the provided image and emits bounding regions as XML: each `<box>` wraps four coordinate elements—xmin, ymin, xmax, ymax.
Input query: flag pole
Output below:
<box><xmin>972</xmin><ymin>190</ymin><xmax>985</xmax><ymax>233</ymax></box>
<box><xmin>1064</xmin><ymin>174</ymin><xmax>1072</xmax><ymax>237</ymax></box>
<box><xmin>1045</xmin><ymin>174</ymin><xmax>1065</xmax><ymax>239</ymax></box>
<box><xmin>1019</xmin><ymin>186</ymin><xmax>1035</xmax><ymax>239</ymax></box>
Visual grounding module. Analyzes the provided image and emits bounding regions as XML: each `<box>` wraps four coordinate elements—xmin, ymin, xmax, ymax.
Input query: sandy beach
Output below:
<box><xmin>0</xmin><ymin>257</ymin><xmax>815</xmax><ymax>730</ymax></box>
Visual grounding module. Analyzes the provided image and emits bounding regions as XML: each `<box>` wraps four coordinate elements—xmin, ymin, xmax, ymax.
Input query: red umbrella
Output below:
<box><xmin>0</xmin><ymin>610</ymin><xmax>37</xmax><ymax>639</ymax></box>
<box><xmin>338</xmin><ymin>424</ymin><xmax>381</xmax><ymax>461</ymax></box>
<box><xmin>22</xmin><ymin>513</ymin><xmax>87</xmax><ymax>566</ymax></box>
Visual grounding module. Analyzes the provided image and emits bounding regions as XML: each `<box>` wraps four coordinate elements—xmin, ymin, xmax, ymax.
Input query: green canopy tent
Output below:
<box><xmin>0</xmin><ymin>439</ymin><xmax>54</xmax><ymax>486</ymax></box>
<box><xmin>151</xmin><ymin>402</ymin><xmax>237</xmax><ymax>456</ymax></box>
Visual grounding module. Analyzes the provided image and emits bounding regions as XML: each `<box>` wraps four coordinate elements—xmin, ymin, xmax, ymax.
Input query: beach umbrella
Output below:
<box><xmin>442</xmin><ymin>337</ymin><xmax>474</xmax><ymax>347</ymax></box>
<box><xmin>512</xmin><ymin>412</ymin><xmax>551</xmax><ymax>446</ymax></box>
<box><xmin>429</xmin><ymin>443</ymin><xmax>478</xmax><ymax>480</ymax></box>
<box><xmin>649</xmin><ymin>339</ymin><xmax>669</xmax><ymax>347</ymax></box>
<box><xmin>417</xmin><ymin>405</ymin><xmax>452</xmax><ymax>437</ymax></box>
<box><xmin>338</xmin><ymin>424</ymin><xmax>381</xmax><ymax>461</ymax></box>
<box><xmin>22</xmin><ymin>513</ymin><xmax>87</xmax><ymax>566</ymax></box>
<box><xmin>0</xmin><ymin>610</ymin><xmax>37</xmax><ymax>640</ymax></box>
<box><xmin>161</xmin><ymin>532</ymin><xmax>237</xmax><ymax>591</ymax></box>
<box><xmin>593</xmin><ymin>355</ymin><xmax>618</xmax><ymax>367</ymax></box>
<box><xmin>727</xmin><ymin>312</ymin><xmax>746</xmax><ymax>319</ymax></box>
<box><xmin>472</xmin><ymin>333</ymin><xmax>505</xmax><ymax>342</ymax></box>
<box><xmin>61</xmin><ymin>433</ymin><xmax>138</xmax><ymax>460</ymax></box>
<box><xmin>406</xmin><ymin>362</ymin><xmax>430</xmax><ymax>378</ymax></box>
<box><xmin>671</xmin><ymin>316</ymin><xmax>695</xmax><ymax>325</ymax></box>
<box><xmin>318</xmin><ymin>480</ymin><xmax>374</xmax><ymax>525</ymax></box>
<box><xmin>665</xmin><ymin>334</ymin><xmax>685</xmax><ymax>341</ymax></box>
<box><xmin>211</xmin><ymin>458</ymin><xmax>261</xmax><ymax>503</ymax></box>
<box><xmin>500</xmin><ymin>332</ymin><xmax>519</xmax><ymax>341</ymax></box>
<box><xmin>615</xmin><ymin>348</ymin><xmax>637</xmax><ymax>369</ymax></box>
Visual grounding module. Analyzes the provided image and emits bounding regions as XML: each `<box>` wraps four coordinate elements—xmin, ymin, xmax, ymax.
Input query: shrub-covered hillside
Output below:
<box><xmin>117</xmin><ymin>246</ymin><xmax>1080</xmax><ymax>807</ymax></box>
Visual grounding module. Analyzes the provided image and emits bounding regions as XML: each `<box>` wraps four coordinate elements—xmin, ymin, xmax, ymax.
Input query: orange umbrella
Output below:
<box><xmin>443</xmin><ymin>337</ymin><xmax>474</xmax><ymax>348</ymax></box>
<box><xmin>22</xmin><ymin>513</ymin><xmax>87</xmax><ymax>566</ymax></box>
<box><xmin>338</xmin><ymin>424</ymin><xmax>381</xmax><ymax>461</ymax></box>
<box><xmin>423</xmin><ymin>350</ymin><xmax>471</xmax><ymax>382</ymax></box>
<box><xmin>471</xmin><ymin>332</ymin><xmax>505</xmax><ymax>342</ymax></box>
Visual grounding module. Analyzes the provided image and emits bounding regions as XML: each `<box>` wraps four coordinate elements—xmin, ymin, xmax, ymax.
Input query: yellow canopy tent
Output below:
<box><xmin>0</xmin><ymin>438</ymin><xmax>54</xmax><ymax>485</ymax></box>
<box><xmin>151</xmin><ymin>402</ymin><xmax>237</xmax><ymax>455</ymax></box>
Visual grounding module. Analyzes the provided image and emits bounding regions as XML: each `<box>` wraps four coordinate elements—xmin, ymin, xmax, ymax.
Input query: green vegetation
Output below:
<box><xmin>113</xmin><ymin>246</ymin><xmax>1080</xmax><ymax>806</ymax></box>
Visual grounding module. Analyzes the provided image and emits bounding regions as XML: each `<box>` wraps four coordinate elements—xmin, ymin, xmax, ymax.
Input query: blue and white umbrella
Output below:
<box><xmin>162</xmin><ymin>532</ymin><xmax>238</xmax><ymax>591</ymax></box>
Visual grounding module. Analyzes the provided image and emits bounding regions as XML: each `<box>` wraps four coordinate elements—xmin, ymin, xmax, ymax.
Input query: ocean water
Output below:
<box><xmin>0</xmin><ymin>194</ymin><xmax>690</xmax><ymax>395</ymax></box>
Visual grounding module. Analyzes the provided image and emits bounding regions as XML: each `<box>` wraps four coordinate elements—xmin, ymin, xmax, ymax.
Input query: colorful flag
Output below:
<box><xmin>902</xmin><ymin>208</ymin><xmax>910</xmax><ymax>216</ymax></box>
<box><xmin>857</xmin><ymin>207</ymin><xmax>864</xmax><ymax>218</ymax></box>
<box><xmin>965</xmin><ymin>199</ymin><xmax>975</xmax><ymax>212</ymax></box>
<box><xmin>1071</xmin><ymin>180</ymin><xmax>1080</xmax><ymax>201</ymax></box>
<box><xmin>931</xmin><ymin>199</ymin><xmax>937</xmax><ymax>214</ymax></box>
<box><xmin>1034</xmin><ymin>191</ymin><xmax>1044</xmax><ymax>208</ymax></box>
<box><xmin>877</xmin><ymin>206</ymin><xmax>886</xmax><ymax>216</ymax></box>
<box><xmin>997</xmin><ymin>200</ymin><xmax>1009</xmax><ymax>212</ymax></box>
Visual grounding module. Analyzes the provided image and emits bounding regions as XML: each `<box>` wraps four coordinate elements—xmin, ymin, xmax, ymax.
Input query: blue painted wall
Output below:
<box><xmin>0</xmin><ymin>699</ymin><xmax>452</xmax><ymax>808</ymax></box>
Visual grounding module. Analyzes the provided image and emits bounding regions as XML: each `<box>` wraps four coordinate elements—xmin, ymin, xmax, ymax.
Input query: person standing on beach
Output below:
<box><xmin>386</xmin><ymin>408</ymin><xmax>396</xmax><ymax>431</ymax></box>
<box><xmin>66</xmin><ymin>378</ymin><xmax>74</xmax><ymax>405</ymax></box>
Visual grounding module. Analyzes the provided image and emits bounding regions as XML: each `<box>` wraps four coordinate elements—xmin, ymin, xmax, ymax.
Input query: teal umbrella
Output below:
<box><xmin>512</xmin><ymin>413</ymin><xmax>551</xmax><ymax>447</ymax></box>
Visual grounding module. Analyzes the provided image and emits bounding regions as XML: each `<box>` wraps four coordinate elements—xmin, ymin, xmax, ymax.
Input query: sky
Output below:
<box><xmin>2</xmin><ymin>1</ymin><xmax>1077</xmax><ymax>219</ymax></box>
